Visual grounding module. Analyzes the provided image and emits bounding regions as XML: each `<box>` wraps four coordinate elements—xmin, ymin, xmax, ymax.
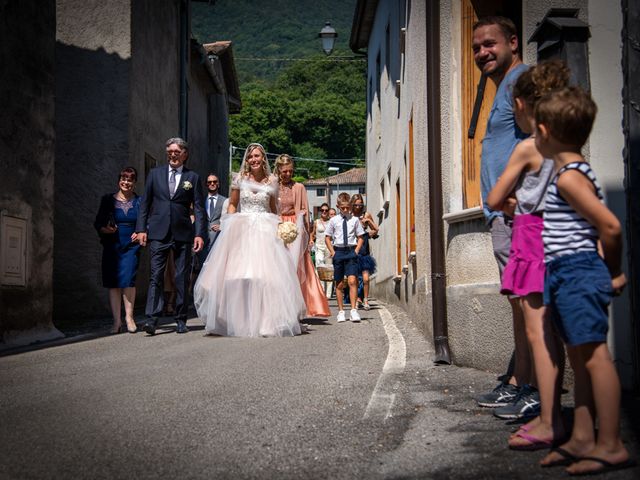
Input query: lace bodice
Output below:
<box><xmin>233</xmin><ymin>175</ymin><xmax>277</xmax><ymax>213</ymax></box>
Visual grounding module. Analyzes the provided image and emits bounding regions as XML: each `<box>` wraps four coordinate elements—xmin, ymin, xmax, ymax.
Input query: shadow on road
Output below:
<box><xmin>0</xmin><ymin>313</ymin><xmax>199</xmax><ymax>357</ymax></box>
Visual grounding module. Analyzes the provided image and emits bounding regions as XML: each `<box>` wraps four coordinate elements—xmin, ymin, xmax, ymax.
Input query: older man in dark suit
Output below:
<box><xmin>136</xmin><ymin>137</ymin><xmax>206</xmax><ymax>334</ymax></box>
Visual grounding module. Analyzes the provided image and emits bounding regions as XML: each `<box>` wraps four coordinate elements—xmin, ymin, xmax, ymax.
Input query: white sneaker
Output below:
<box><xmin>350</xmin><ymin>309</ymin><xmax>361</xmax><ymax>322</ymax></box>
<box><xmin>336</xmin><ymin>310</ymin><xmax>346</xmax><ymax>323</ymax></box>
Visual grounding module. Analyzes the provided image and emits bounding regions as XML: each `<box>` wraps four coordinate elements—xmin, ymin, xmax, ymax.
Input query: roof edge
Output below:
<box><xmin>349</xmin><ymin>0</ymin><xmax>379</xmax><ymax>52</ymax></box>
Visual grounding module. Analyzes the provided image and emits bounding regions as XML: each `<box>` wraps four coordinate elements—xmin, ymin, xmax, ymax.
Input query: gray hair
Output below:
<box><xmin>166</xmin><ymin>137</ymin><xmax>189</xmax><ymax>152</ymax></box>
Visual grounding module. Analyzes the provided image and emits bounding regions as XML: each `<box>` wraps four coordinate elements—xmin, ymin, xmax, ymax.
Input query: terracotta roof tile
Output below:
<box><xmin>303</xmin><ymin>167</ymin><xmax>366</xmax><ymax>186</ymax></box>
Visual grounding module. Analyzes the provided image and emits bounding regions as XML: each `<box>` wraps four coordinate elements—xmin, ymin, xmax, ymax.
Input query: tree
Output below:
<box><xmin>228</xmin><ymin>57</ymin><xmax>366</xmax><ymax>180</ymax></box>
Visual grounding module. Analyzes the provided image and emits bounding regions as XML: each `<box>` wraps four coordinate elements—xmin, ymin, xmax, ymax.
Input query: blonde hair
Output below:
<box><xmin>274</xmin><ymin>154</ymin><xmax>294</xmax><ymax>183</ymax></box>
<box><xmin>242</xmin><ymin>144</ymin><xmax>269</xmax><ymax>177</ymax></box>
<box><xmin>337</xmin><ymin>192</ymin><xmax>351</xmax><ymax>205</ymax></box>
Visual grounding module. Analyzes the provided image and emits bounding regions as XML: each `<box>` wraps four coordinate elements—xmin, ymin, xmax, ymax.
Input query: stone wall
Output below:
<box><xmin>54</xmin><ymin>0</ymin><xmax>133</xmax><ymax>324</ymax></box>
<box><xmin>0</xmin><ymin>0</ymin><xmax>62</xmax><ymax>345</ymax></box>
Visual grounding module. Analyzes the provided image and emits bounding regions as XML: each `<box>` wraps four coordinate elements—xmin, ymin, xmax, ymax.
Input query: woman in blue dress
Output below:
<box><xmin>94</xmin><ymin>167</ymin><xmax>142</xmax><ymax>333</ymax></box>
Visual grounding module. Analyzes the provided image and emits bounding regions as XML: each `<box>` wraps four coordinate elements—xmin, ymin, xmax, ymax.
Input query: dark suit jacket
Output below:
<box><xmin>205</xmin><ymin>193</ymin><xmax>226</xmax><ymax>248</ymax></box>
<box><xmin>136</xmin><ymin>165</ymin><xmax>206</xmax><ymax>242</ymax></box>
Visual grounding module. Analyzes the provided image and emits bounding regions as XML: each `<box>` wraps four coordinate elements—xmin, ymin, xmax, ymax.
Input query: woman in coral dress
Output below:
<box><xmin>274</xmin><ymin>154</ymin><xmax>331</xmax><ymax>318</ymax></box>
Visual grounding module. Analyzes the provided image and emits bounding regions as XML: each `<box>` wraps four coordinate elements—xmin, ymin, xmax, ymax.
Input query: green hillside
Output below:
<box><xmin>192</xmin><ymin>0</ymin><xmax>365</xmax><ymax>178</ymax></box>
<box><xmin>191</xmin><ymin>0</ymin><xmax>359</xmax><ymax>82</ymax></box>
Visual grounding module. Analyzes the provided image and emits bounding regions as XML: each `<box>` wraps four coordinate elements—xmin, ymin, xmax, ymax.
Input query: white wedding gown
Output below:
<box><xmin>194</xmin><ymin>176</ymin><xmax>305</xmax><ymax>337</ymax></box>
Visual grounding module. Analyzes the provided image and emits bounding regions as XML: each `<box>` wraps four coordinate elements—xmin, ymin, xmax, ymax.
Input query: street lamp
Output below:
<box><xmin>318</xmin><ymin>22</ymin><xmax>338</xmax><ymax>55</ymax></box>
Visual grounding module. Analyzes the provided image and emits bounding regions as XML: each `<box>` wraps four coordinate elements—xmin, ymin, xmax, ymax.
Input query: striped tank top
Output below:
<box><xmin>543</xmin><ymin>162</ymin><xmax>603</xmax><ymax>262</ymax></box>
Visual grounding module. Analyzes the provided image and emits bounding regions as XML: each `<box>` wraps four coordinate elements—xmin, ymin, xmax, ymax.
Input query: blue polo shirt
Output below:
<box><xmin>481</xmin><ymin>63</ymin><xmax>529</xmax><ymax>223</ymax></box>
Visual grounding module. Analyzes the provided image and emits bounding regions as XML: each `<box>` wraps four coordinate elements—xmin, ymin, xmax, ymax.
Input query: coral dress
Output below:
<box><xmin>279</xmin><ymin>182</ymin><xmax>331</xmax><ymax>318</ymax></box>
<box><xmin>194</xmin><ymin>176</ymin><xmax>305</xmax><ymax>337</ymax></box>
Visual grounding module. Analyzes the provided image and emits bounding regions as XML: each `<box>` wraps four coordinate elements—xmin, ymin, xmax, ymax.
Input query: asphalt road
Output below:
<box><xmin>1</xmin><ymin>301</ymin><xmax>638</xmax><ymax>479</ymax></box>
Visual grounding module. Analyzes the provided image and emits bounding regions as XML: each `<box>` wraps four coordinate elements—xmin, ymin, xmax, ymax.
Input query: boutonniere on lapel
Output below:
<box><xmin>182</xmin><ymin>180</ymin><xmax>193</xmax><ymax>191</ymax></box>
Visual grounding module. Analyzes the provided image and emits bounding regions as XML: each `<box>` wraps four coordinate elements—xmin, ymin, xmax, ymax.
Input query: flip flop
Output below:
<box><xmin>510</xmin><ymin>422</ymin><xmax>533</xmax><ymax>437</ymax></box>
<box><xmin>508</xmin><ymin>431</ymin><xmax>554</xmax><ymax>451</ymax></box>
<box><xmin>568</xmin><ymin>456</ymin><xmax>637</xmax><ymax>476</ymax></box>
<box><xmin>541</xmin><ymin>447</ymin><xmax>579</xmax><ymax>468</ymax></box>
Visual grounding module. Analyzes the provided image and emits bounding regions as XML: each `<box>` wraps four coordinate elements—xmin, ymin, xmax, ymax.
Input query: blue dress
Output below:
<box><xmin>358</xmin><ymin>232</ymin><xmax>377</xmax><ymax>274</ymax></box>
<box><xmin>94</xmin><ymin>194</ymin><xmax>141</xmax><ymax>288</ymax></box>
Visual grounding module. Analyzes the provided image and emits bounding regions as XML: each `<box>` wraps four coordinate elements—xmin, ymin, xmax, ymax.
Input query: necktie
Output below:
<box><xmin>208</xmin><ymin>196</ymin><xmax>215</xmax><ymax>219</ymax></box>
<box><xmin>169</xmin><ymin>169</ymin><xmax>177</xmax><ymax>197</ymax></box>
<box><xmin>342</xmin><ymin>216</ymin><xmax>349</xmax><ymax>247</ymax></box>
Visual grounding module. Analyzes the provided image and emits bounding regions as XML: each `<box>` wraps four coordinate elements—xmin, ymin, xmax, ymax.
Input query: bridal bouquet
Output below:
<box><xmin>277</xmin><ymin>221</ymin><xmax>298</xmax><ymax>245</ymax></box>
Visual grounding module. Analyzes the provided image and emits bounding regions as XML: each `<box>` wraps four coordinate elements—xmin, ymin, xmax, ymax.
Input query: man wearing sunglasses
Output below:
<box><xmin>202</xmin><ymin>174</ymin><xmax>226</xmax><ymax>260</ymax></box>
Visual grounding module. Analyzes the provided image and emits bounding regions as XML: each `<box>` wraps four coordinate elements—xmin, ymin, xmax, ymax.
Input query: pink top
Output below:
<box><xmin>278</xmin><ymin>181</ymin><xmax>310</xmax><ymax>231</ymax></box>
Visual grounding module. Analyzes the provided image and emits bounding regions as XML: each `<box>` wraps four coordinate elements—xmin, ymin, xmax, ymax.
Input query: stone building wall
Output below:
<box><xmin>0</xmin><ymin>0</ymin><xmax>62</xmax><ymax>345</ymax></box>
<box><xmin>54</xmin><ymin>0</ymin><xmax>134</xmax><ymax>324</ymax></box>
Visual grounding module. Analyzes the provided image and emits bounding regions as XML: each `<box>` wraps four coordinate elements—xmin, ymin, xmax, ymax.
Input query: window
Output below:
<box><xmin>358</xmin><ymin>187</ymin><xmax>366</xmax><ymax>194</ymax></box>
<box><xmin>376</xmin><ymin>51</ymin><xmax>381</xmax><ymax>108</ymax></box>
<box><xmin>379</xmin><ymin>178</ymin><xmax>386</xmax><ymax>224</ymax></box>
<box><xmin>144</xmin><ymin>153</ymin><xmax>157</xmax><ymax>179</ymax></box>
<box><xmin>316</xmin><ymin>188</ymin><xmax>325</xmax><ymax>196</ymax></box>
<box><xmin>407</xmin><ymin>112</ymin><xmax>416</xmax><ymax>253</ymax></box>
<box><xmin>395</xmin><ymin>180</ymin><xmax>402</xmax><ymax>274</ymax></box>
<box><xmin>385</xmin><ymin>22</ymin><xmax>391</xmax><ymax>82</ymax></box>
<box><xmin>375</xmin><ymin>51</ymin><xmax>382</xmax><ymax>147</ymax></box>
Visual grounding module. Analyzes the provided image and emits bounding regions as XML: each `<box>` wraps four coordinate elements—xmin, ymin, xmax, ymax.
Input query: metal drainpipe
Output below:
<box><xmin>179</xmin><ymin>0</ymin><xmax>188</xmax><ymax>139</ymax></box>
<box><xmin>426</xmin><ymin>0</ymin><xmax>451</xmax><ymax>364</ymax></box>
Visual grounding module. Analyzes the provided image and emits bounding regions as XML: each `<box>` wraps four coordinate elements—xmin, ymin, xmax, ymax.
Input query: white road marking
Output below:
<box><xmin>363</xmin><ymin>305</ymin><xmax>407</xmax><ymax>420</ymax></box>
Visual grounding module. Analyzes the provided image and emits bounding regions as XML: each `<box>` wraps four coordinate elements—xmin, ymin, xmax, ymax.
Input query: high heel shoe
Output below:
<box><xmin>125</xmin><ymin>317</ymin><xmax>138</xmax><ymax>333</ymax></box>
<box><xmin>110</xmin><ymin>323</ymin><xmax>123</xmax><ymax>334</ymax></box>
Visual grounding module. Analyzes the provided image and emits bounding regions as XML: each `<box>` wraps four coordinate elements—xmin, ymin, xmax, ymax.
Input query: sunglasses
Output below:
<box><xmin>353</xmin><ymin>204</ymin><xmax>364</xmax><ymax>207</ymax></box>
<box><xmin>207</xmin><ymin>180</ymin><xmax>218</xmax><ymax>184</ymax></box>
<box><xmin>320</xmin><ymin>208</ymin><xmax>329</xmax><ymax>212</ymax></box>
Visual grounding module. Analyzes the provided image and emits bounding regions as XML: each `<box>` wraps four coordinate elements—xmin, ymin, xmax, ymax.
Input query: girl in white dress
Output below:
<box><xmin>194</xmin><ymin>144</ymin><xmax>305</xmax><ymax>337</ymax></box>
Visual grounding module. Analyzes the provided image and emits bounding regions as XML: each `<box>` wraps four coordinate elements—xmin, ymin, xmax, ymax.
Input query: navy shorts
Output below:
<box><xmin>543</xmin><ymin>251</ymin><xmax>612</xmax><ymax>347</ymax></box>
<box><xmin>333</xmin><ymin>248</ymin><xmax>359</xmax><ymax>282</ymax></box>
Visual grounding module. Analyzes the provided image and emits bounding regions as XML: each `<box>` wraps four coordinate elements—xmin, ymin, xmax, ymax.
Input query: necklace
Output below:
<box><xmin>115</xmin><ymin>191</ymin><xmax>133</xmax><ymax>202</ymax></box>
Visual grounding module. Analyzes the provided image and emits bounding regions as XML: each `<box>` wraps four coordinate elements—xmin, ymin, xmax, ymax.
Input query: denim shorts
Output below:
<box><xmin>543</xmin><ymin>251</ymin><xmax>612</xmax><ymax>346</ymax></box>
<box><xmin>333</xmin><ymin>248</ymin><xmax>359</xmax><ymax>282</ymax></box>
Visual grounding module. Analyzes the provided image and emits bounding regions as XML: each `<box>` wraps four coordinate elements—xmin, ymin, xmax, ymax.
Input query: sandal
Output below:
<box><xmin>567</xmin><ymin>456</ymin><xmax>636</xmax><ymax>476</ymax></box>
<box><xmin>508</xmin><ymin>431</ymin><xmax>554</xmax><ymax>451</ymax></box>
<box><xmin>125</xmin><ymin>317</ymin><xmax>137</xmax><ymax>333</ymax></box>
<box><xmin>541</xmin><ymin>447</ymin><xmax>579</xmax><ymax>468</ymax></box>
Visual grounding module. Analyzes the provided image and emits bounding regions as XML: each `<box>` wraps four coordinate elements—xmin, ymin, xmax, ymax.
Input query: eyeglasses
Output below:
<box><xmin>207</xmin><ymin>180</ymin><xmax>219</xmax><ymax>184</ymax></box>
<box><xmin>320</xmin><ymin>209</ymin><xmax>329</xmax><ymax>212</ymax></box>
<box><xmin>353</xmin><ymin>204</ymin><xmax>364</xmax><ymax>207</ymax></box>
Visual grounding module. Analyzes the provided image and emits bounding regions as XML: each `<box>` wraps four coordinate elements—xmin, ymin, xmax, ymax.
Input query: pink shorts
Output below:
<box><xmin>500</xmin><ymin>214</ymin><xmax>545</xmax><ymax>296</ymax></box>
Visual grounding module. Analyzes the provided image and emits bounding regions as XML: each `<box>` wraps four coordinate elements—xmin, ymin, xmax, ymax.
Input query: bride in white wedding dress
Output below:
<box><xmin>194</xmin><ymin>143</ymin><xmax>305</xmax><ymax>337</ymax></box>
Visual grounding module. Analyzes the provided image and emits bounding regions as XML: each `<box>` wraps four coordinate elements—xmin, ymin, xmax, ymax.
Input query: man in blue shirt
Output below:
<box><xmin>472</xmin><ymin>17</ymin><xmax>537</xmax><ymax>418</ymax></box>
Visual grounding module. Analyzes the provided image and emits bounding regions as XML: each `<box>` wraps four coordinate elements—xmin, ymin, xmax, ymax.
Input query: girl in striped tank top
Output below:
<box><xmin>487</xmin><ymin>61</ymin><xmax>569</xmax><ymax>451</ymax></box>
<box><xmin>535</xmin><ymin>87</ymin><xmax>632</xmax><ymax>474</ymax></box>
